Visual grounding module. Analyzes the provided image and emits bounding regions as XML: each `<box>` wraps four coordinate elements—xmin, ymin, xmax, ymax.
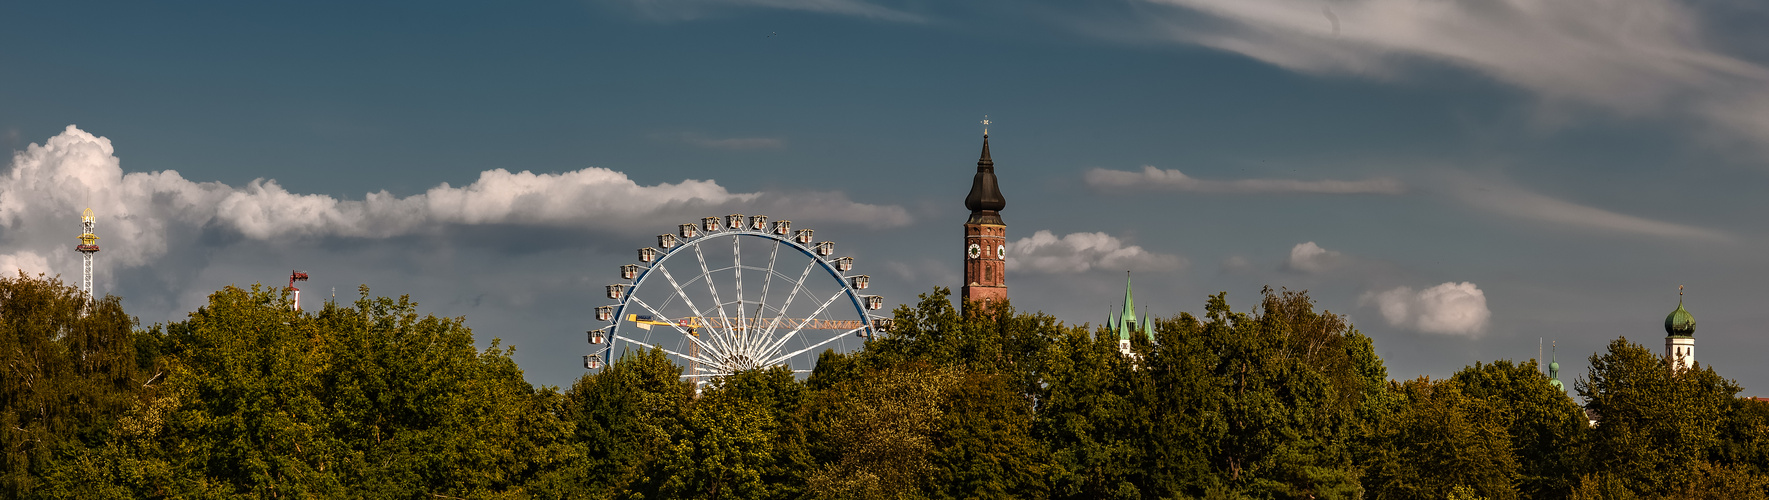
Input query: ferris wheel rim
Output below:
<box><xmin>588</xmin><ymin>226</ymin><xmax>882</xmax><ymax>377</ymax></box>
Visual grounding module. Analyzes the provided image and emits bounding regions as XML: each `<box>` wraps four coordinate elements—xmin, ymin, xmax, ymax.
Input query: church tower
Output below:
<box><xmin>1665</xmin><ymin>285</ymin><xmax>1696</xmax><ymax>371</ymax></box>
<box><xmin>1547</xmin><ymin>341</ymin><xmax>1565</xmax><ymax>393</ymax></box>
<box><xmin>1108</xmin><ymin>272</ymin><xmax>1153</xmax><ymax>356</ymax></box>
<box><xmin>962</xmin><ymin>122</ymin><xmax>1007</xmax><ymax>309</ymax></box>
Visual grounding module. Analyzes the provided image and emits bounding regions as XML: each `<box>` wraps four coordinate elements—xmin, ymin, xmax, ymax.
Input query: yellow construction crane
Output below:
<box><xmin>625</xmin><ymin>314</ymin><xmax>867</xmax><ymax>333</ymax></box>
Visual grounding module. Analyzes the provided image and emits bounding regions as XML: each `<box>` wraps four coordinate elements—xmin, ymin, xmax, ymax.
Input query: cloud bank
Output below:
<box><xmin>1007</xmin><ymin>230</ymin><xmax>1186</xmax><ymax>274</ymax></box>
<box><xmin>0</xmin><ymin>125</ymin><xmax>909</xmax><ymax>278</ymax></box>
<box><xmin>1284</xmin><ymin>241</ymin><xmax>1343</xmax><ymax>273</ymax></box>
<box><xmin>1128</xmin><ymin>0</ymin><xmax>1769</xmax><ymax>154</ymax></box>
<box><xmin>1085</xmin><ymin>166</ymin><xmax>1404</xmax><ymax>194</ymax></box>
<box><xmin>1450</xmin><ymin>177</ymin><xmax>1726</xmax><ymax>241</ymax></box>
<box><xmin>1360</xmin><ymin>282</ymin><xmax>1491</xmax><ymax>336</ymax></box>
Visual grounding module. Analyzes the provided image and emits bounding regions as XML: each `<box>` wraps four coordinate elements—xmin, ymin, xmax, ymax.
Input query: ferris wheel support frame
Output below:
<box><xmin>587</xmin><ymin>222</ymin><xmax>883</xmax><ymax>377</ymax></box>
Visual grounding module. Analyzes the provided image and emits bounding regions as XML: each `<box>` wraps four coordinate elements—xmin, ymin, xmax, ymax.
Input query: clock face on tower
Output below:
<box><xmin>968</xmin><ymin>243</ymin><xmax>982</xmax><ymax>259</ymax></box>
<box><xmin>997</xmin><ymin>245</ymin><xmax>1005</xmax><ymax>260</ymax></box>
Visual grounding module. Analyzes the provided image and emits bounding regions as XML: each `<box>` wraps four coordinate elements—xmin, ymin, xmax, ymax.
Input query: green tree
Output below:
<box><xmin>1190</xmin><ymin>289</ymin><xmax>1367</xmax><ymax>499</ymax></box>
<box><xmin>848</xmin><ymin>287</ymin><xmax>1058</xmax><ymax>499</ymax></box>
<box><xmin>867</xmin><ymin>288</ymin><xmax>1051</xmax><ymax>391</ymax></box>
<box><xmin>1667</xmin><ymin>461</ymin><xmax>1769</xmax><ymax>500</ymax></box>
<box><xmin>0</xmin><ymin>273</ymin><xmax>144</xmax><ymax>498</ymax></box>
<box><xmin>41</xmin><ymin>284</ymin><xmax>576</xmax><ymax>498</ymax></box>
<box><xmin>310</xmin><ymin>289</ymin><xmax>577</xmax><ymax>498</ymax></box>
<box><xmin>1451</xmin><ymin>359</ymin><xmax>1588</xmax><ymax>498</ymax></box>
<box><xmin>1578</xmin><ymin>337</ymin><xmax>1737</xmax><ymax>497</ymax></box>
<box><xmin>1716</xmin><ymin>397</ymin><xmax>1769</xmax><ymax>477</ymax></box>
<box><xmin>1363</xmin><ymin>378</ymin><xmax>1519</xmax><ymax>500</ymax></box>
<box><xmin>564</xmin><ymin>347</ymin><xmax>694</xmax><ymax>499</ymax></box>
<box><xmin>660</xmin><ymin>366</ymin><xmax>807</xmax><ymax>500</ymax></box>
<box><xmin>804</xmin><ymin>362</ymin><xmax>961</xmax><ymax>500</ymax></box>
<box><xmin>1037</xmin><ymin>321</ymin><xmax>1141</xmax><ymax>499</ymax></box>
<box><xmin>146</xmin><ymin>284</ymin><xmax>345</xmax><ymax>497</ymax></box>
<box><xmin>1133</xmin><ymin>311</ymin><xmax>1225</xmax><ymax>498</ymax></box>
<box><xmin>928</xmin><ymin>370</ymin><xmax>1049</xmax><ymax>499</ymax></box>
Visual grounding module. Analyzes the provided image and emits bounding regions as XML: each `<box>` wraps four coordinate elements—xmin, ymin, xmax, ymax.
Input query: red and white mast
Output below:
<box><xmin>289</xmin><ymin>270</ymin><xmax>309</xmax><ymax>311</ymax></box>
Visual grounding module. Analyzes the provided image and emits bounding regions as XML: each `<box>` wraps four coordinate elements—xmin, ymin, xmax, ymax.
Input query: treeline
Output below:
<box><xmin>3</xmin><ymin>274</ymin><xmax>1768</xmax><ymax>499</ymax></box>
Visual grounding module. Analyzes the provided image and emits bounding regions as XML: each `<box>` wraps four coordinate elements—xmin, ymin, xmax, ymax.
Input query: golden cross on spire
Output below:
<box><xmin>980</xmin><ymin>115</ymin><xmax>990</xmax><ymax>136</ymax></box>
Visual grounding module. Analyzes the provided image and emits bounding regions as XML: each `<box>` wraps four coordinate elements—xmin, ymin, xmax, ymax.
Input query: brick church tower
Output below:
<box><xmin>962</xmin><ymin>128</ymin><xmax>1007</xmax><ymax>309</ymax></box>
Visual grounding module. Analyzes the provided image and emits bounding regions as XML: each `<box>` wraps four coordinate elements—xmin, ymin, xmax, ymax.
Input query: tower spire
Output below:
<box><xmin>961</xmin><ymin>119</ymin><xmax>1008</xmax><ymax>309</ymax></box>
<box><xmin>1119</xmin><ymin>271</ymin><xmax>1136</xmax><ymax>339</ymax></box>
<box><xmin>964</xmin><ymin>124</ymin><xmax>1005</xmax><ymax>223</ymax></box>
<box><xmin>1548</xmin><ymin>341</ymin><xmax>1564</xmax><ymax>392</ymax></box>
<box><xmin>1116</xmin><ymin>272</ymin><xmax>1136</xmax><ymax>354</ymax></box>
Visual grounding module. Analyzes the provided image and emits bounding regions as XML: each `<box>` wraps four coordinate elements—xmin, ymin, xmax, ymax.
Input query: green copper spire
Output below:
<box><xmin>1143</xmin><ymin>306</ymin><xmax>1153</xmax><ymax>340</ymax></box>
<box><xmin>1665</xmin><ymin>285</ymin><xmax>1696</xmax><ymax>337</ymax></box>
<box><xmin>1547</xmin><ymin>341</ymin><xmax>1564</xmax><ymax>392</ymax></box>
<box><xmin>1118</xmin><ymin>272</ymin><xmax>1136</xmax><ymax>340</ymax></box>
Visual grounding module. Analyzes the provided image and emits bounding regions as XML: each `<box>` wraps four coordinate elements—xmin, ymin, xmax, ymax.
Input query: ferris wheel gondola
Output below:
<box><xmin>583</xmin><ymin>215</ymin><xmax>888</xmax><ymax>381</ymax></box>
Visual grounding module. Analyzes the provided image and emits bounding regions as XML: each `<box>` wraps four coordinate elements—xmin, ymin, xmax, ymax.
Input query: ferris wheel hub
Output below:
<box><xmin>587</xmin><ymin>215</ymin><xmax>886</xmax><ymax>381</ymax></box>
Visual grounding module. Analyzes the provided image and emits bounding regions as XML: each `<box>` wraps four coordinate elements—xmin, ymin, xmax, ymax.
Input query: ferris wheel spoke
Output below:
<box><xmin>599</xmin><ymin>227</ymin><xmax>870</xmax><ymax>379</ymax></box>
<box><xmin>733</xmin><ymin>234</ymin><xmax>747</xmax><ymax>351</ymax></box>
<box><xmin>748</xmin><ymin>240</ymin><xmax>783</xmax><ymax>356</ymax></box>
<box><xmin>753</xmin><ymin>239</ymin><xmax>782</xmax><ymax>324</ymax></box>
<box><xmin>629</xmin><ymin>297</ymin><xmax>730</xmax><ymax>360</ymax></box>
<box><xmin>767</xmin><ymin>325</ymin><xmax>865</xmax><ymax>366</ymax></box>
<box><xmin>656</xmin><ymin>264</ymin><xmax>732</xmax><ymax>343</ymax></box>
<box><xmin>761</xmin><ymin>260</ymin><xmax>821</xmax><ymax>339</ymax></box>
<box><xmin>629</xmin><ymin>296</ymin><xmax>732</xmax><ymax>365</ymax></box>
<box><xmin>759</xmin><ymin>288</ymin><xmax>849</xmax><ymax>360</ymax></box>
<box><xmin>756</xmin><ymin>330</ymin><xmax>798</xmax><ymax>365</ymax></box>
<box><xmin>693</xmin><ymin>243</ymin><xmax>738</xmax><ymax>344</ymax></box>
<box><xmin>612</xmin><ymin>335</ymin><xmax>720</xmax><ymax>367</ymax></box>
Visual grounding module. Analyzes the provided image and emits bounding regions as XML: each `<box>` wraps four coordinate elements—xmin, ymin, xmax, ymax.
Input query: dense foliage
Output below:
<box><xmin>4</xmin><ymin>274</ymin><xmax>1768</xmax><ymax>498</ymax></box>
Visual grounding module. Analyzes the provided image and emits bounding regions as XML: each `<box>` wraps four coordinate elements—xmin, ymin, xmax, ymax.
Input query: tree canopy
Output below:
<box><xmin>4</xmin><ymin>275</ymin><xmax>1768</xmax><ymax>499</ymax></box>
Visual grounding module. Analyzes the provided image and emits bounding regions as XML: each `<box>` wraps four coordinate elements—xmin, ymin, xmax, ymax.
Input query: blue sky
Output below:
<box><xmin>4</xmin><ymin>0</ymin><xmax>1768</xmax><ymax>391</ymax></box>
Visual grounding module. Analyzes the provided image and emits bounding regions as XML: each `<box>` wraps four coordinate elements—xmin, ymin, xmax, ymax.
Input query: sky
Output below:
<box><xmin>4</xmin><ymin>0</ymin><xmax>1769</xmax><ymax>392</ymax></box>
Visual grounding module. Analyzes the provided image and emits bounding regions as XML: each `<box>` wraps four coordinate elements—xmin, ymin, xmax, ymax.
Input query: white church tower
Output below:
<box><xmin>1664</xmin><ymin>285</ymin><xmax>1696</xmax><ymax>372</ymax></box>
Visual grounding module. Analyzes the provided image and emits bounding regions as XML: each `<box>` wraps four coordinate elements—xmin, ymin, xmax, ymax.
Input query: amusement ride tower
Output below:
<box><xmin>75</xmin><ymin>208</ymin><xmax>100</xmax><ymax>304</ymax></box>
<box><xmin>289</xmin><ymin>271</ymin><xmax>310</xmax><ymax>311</ymax></box>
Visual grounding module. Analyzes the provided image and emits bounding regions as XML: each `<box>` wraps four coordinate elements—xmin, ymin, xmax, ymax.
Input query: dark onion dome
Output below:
<box><xmin>1665</xmin><ymin>300</ymin><xmax>1696</xmax><ymax>337</ymax></box>
<box><xmin>964</xmin><ymin>135</ymin><xmax>1005</xmax><ymax>214</ymax></box>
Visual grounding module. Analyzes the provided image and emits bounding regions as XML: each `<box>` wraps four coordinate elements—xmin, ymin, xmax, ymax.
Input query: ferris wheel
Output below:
<box><xmin>584</xmin><ymin>214</ymin><xmax>889</xmax><ymax>381</ymax></box>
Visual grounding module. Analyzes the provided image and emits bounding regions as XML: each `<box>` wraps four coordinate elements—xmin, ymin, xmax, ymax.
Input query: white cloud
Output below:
<box><xmin>1360</xmin><ymin>282</ymin><xmax>1491</xmax><ymax>336</ymax></box>
<box><xmin>1125</xmin><ymin>0</ymin><xmax>1769</xmax><ymax>155</ymax></box>
<box><xmin>1284</xmin><ymin>241</ymin><xmax>1342</xmax><ymax>273</ymax></box>
<box><xmin>0</xmin><ymin>126</ymin><xmax>910</xmax><ymax>288</ymax></box>
<box><xmin>1450</xmin><ymin>177</ymin><xmax>1727</xmax><ymax>241</ymax></box>
<box><xmin>1007</xmin><ymin>230</ymin><xmax>1186</xmax><ymax>274</ymax></box>
<box><xmin>1084</xmin><ymin>166</ymin><xmax>1404</xmax><ymax>194</ymax></box>
<box><xmin>0</xmin><ymin>251</ymin><xmax>51</xmax><ymax>277</ymax></box>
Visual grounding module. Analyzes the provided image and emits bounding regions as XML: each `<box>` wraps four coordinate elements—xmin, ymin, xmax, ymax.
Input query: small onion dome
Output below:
<box><xmin>1547</xmin><ymin>361</ymin><xmax>1564</xmax><ymax>391</ymax></box>
<box><xmin>1665</xmin><ymin>301</ymin><xmax>1696</xmax><ymax>337</ymax></box>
